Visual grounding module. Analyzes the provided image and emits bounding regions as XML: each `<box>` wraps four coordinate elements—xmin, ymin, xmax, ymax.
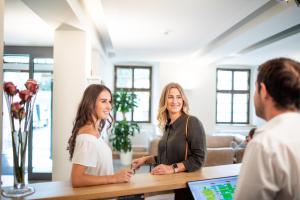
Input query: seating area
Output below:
<box><xmin>149</xmin><ymin>135</ymin><xmax>246</xmax><ymax>167</ymax></box>
<box><xmin>205</xmin><ymin>135</ymin><xmax>245</xmax><ymax>166</ymax></box>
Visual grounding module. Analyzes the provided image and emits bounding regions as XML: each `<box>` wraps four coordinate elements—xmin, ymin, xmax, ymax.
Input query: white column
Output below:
<box><xmin>52</xmin><ymin>25</ymin><xmax>90</xmax><ymax>181</ymax></box>
<box><xmin>0</xmin><ymin>0</ymin><xmax>5</xmax><ymax>181</ymax></box>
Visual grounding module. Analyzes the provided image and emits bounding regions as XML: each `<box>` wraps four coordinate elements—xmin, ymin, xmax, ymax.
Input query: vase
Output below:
<box><xmin>1</xmin><ymin>131</ymin><xmax>35</xmax><ymax>198</ymax></box>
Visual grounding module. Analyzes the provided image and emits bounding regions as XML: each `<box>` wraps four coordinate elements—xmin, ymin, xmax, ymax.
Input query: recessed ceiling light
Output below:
<box><xmin>163</xmin><ymin>30</ymin><xmax>172</xmax><ymax>35</ymax></box>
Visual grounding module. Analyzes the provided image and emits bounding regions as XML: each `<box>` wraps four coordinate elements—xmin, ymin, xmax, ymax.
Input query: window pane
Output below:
<box><xmin>33</xmin><ymin>58</ymin><xmax>54</xmax><ymax>64</ymax></box>
<box><xmin>134</xmin><ymin>69</ymin><xmax>150</xmax><ymax>89</ymax></box>
<box><xmin>216</xmin><ymin>93</ymin><xmax>232</xmax><ymax>122</ymax></box>
<box><xmin>3</xmin><ymin>55</ymin><xmax>30</xmax><ymax>71</ymax></box>
<box><xmin>217</xmin><ymin>70</ymin><xmax>232</xmax><ymax>90</ymax></box>
<box><xmin>116</xmin><ymin>68</ymin><xmax>132</xmax><ymax>88</ymax></box>
<box><xmin>34</xmin><ymin>58</ymin><xmax>53</xmax><ymax>71</ymax></box>
<box><xmin>4</xmin><ymin>55</ymin><xmax>29</xmax><ymax>63</ymax></box>
<box><xmin>32</xmin><ymin>72</ymin><xmax>53</xmax><ymax>173</ymax></box>
<box><xmin>133</xmin><ymin>92</ymin><xmax>150</xmax><ymax>121</ymax></box>
<box><xmin>233</xmin><ymin>94</ymin><xmax>248</xmax><ymax>123</ymax></box>
<box><xmin>234</xmin><ymin>71</ymin><xmax>249</xmax><ymax>90</ymax></box>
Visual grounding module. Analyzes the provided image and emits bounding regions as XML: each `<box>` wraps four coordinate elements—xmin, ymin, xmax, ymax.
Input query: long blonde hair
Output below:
<box><xmin>157</xmin><ymin>82</ymin><xmax>189</xmax><ymax>129</ymax></box>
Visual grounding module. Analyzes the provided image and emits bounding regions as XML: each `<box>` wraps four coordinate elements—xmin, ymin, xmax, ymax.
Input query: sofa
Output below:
<box><xmin>205</xmin><ymin>135</ymin><xmax>245</xmax><ymax>166</ymax></box>
<box><xmin>149</xmin><ymin>135</ymin><xmax>245</xmax><ymax>167</ymax></box>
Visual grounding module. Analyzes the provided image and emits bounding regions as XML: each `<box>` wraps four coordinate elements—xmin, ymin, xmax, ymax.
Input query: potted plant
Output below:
<box><xmin>110</xmin><ymin>90</ymin><xmax>140</xmax><ymax>165</ymax></box>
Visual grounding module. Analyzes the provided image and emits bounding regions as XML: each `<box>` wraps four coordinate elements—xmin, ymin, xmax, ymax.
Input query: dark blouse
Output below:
<box><xmin>156</xmin><ymin>114</ymin><xmax>207</xmax><ymax>172</ymax></box>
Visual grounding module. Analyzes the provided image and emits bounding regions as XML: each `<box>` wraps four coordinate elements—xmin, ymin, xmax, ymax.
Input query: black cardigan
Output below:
<box><xmin>156</xmin><ymin>114</ymin><xmax>207</xmax><ymax>171</ymax></box>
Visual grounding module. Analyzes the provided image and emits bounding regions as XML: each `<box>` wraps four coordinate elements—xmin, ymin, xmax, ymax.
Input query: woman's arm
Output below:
<box><xmin>182</xmin><ymin>116</ymin><xmax>207</xmax><ymax>172</ymax></box>
<box><xmin>144</xmin><ymin>155</ymin><xmax>156</xmax><ymax>164</ymax></box>
<box><xmin>71</xmin><ymin>164</ymin><xmax>133</xmax><ymax>187</ymax></box>
<box><xmin>131</xmin><ymin>155</ymin><xmax>156</xmax><ymax>170</ymax></box>
<box><xmin>151</xmin><ymin>162</ymin><xmax>186</xmax><ymax>175</ymax></box>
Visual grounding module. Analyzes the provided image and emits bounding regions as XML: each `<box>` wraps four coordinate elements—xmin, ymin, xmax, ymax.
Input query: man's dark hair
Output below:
<box><xmin>257</xmin><ymin>57</ymin><xmax>300</xmax><ymax>110</ymax></box>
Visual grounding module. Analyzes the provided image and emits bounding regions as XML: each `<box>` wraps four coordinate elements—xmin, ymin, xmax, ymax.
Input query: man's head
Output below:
<box><xmin>254</xmin><ymin>57</ymin><xmax>300</xmax><ymax>119</ymax></box>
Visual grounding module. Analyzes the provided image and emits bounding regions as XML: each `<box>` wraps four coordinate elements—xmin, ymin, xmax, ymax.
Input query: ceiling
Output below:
<box><xmin>4</xmin><ymin>0</ymin><xmax>300</xmax><ymax>65</ymax></box>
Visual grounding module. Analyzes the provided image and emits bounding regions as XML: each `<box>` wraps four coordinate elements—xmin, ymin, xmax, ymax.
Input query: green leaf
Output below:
<box><xmin>110</xmin><ymin>89</ymin><xmax>140</xmax><ymax>152</ymax></box>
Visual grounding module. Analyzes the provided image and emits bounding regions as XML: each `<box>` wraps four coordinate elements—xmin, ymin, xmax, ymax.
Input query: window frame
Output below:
<box><xmin>114</xmin><ymin>65</ymin><xmax>152</xmax><ymax>123</ymax></box>
<box><xmin>216</xmin><ymin>68</ymin><xmax>251</xmax><ymax>124</ymax></box>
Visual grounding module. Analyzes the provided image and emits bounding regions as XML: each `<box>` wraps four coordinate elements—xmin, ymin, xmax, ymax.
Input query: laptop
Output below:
<box><xmin>187</xmin><ymin>175</ymin><xmax>238</xmax><ymax>200</ymax></box>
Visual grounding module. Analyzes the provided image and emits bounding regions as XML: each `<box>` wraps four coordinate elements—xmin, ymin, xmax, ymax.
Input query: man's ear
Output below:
<box><xmin>260</xmin><ymin>82</ymin><xmax>270</xmax><ymax>100</ymax></box>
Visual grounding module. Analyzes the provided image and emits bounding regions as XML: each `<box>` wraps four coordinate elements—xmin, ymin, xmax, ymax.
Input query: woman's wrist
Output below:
<box><xmin>143</xmin><ymin>156</ymin><xmax>149</xmax><ymax>164</ymax></box>
<box><xmin>171</xmin><ymin>163</ymin><xmax>179</xmax><ymax>173</ymax></box>
<box><xmin>169</xmin><ymin>165</ymin><xmax>175</xmax><ymax>174</ymax></box>
<box><xmin>144</xmin><ymin>155</ymin><xmax>153</xmax><ymax>164</ymax></box>
<box><xmin>108</xmin><ymin>174</ymin><xmax>117</xmax><ymax>184</ymax></box>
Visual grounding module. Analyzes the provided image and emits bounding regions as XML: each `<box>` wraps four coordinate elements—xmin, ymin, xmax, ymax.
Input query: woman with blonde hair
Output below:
<box><xmin>132</xmin><ymin>82</ymin><xmax>206</xmax><ymax>199</ymax></box>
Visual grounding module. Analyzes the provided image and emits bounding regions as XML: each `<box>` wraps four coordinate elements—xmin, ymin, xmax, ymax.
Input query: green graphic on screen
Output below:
<box><xmin>188</xmin><ymin>176</ymin><xmax>237</xmax><ymax>200</ymax></box>
<box><xmin>201</xmin><ymin>182</ymin><xmax>235</xmax><ymax>200</ymax></box>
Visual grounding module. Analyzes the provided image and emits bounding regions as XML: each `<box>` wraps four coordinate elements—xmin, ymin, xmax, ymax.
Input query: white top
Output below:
<box><xmin>235</xmin><ymin>112</ymin><xmax>300</xmax><ymax>200</ymax></box>
<box><xmin>72</xmin><ymin>134</ymin><xmax>114</xmax><ymax>176</ymax></box>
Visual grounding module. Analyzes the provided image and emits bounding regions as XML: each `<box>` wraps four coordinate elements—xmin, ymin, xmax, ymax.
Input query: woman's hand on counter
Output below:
<box><xmin>151</xmin><ymin>164</ymin><xmax>173</xmax><ymax>175</ymax></box>
<box><xmin>113</xmin><ymin>168</ymin><xmax>134</xmax><ymax>183</ymax></box>
<box><xmin>131</xmin><ymin>156</ymin><xmax>148</xmax><ymax>170</ymax></box>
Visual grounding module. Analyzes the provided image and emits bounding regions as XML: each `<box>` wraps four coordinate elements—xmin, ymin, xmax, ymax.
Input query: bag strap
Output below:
<box><xmin>185</xmin><ymin>115</ymin><xmax>190</xmax><ymax>160</ymax></box>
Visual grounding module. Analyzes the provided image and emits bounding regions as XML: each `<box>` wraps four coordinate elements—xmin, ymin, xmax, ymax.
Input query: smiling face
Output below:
<box><xmin>95</xmin><ymin>89</ymin><xmax>112</xmax><ymax>120</ymax></box>
<box><xmin>166</xmin><ymin>87</ymin><xmax>183</xmax><ymax>116</ymax></box>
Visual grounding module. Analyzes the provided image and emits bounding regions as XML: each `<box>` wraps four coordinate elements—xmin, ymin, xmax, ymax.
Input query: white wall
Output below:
<box><xmin>159</xmin><ymin>61</ymin><xmax>261</xmax><ymax>135</ymax></box>
<box><xmin>97</xmin><ymin>52</ymin><xmax>114</xmax><ymax>89</ymax></box>
<box><xmin>0</xmin><ymin>0</ymin><xmax>4</xmax><ymax>181</ymax></box>
<box><xmin>63</xmin><ymin>53</ymin><xmax>266</xmax><ymax>155</ymax></box>
<box><xmin>89</xmin><ymin>49</ymin><xmax>114</xmax><ymax>88</ymax></box>
<box><xmin>52</xmin><ymin>28</ymin><xmax>90</xmax><ymax>181</ymax></box>
<box><xmin>159</xmin><ymin>61</ymin><xmax>216</xmax><ymax>134</ymax></box>
<box><xmin>100</xmin><ymin>59</ymin><xmax>262</xmax><ymax>149</ymax></box>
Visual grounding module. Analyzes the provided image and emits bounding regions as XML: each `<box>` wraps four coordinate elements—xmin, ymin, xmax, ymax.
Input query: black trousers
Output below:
<box><xmin>174</xmin><ymin>188</ymin><xmax>194</xmax><ymax>200</ymax></box>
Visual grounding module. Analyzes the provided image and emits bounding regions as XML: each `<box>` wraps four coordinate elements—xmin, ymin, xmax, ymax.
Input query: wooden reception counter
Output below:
<box><xmin>3</xmin><ymin>164</ymin><xmax>240</xmax><ymax>199</ymax></box>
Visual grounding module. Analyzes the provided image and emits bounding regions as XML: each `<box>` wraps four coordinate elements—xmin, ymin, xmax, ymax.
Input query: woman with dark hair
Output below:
<box><xmin>132</xmin><ymin>82</ymin><xmax>206</xmax><ymax>199</ymax></box>
<box><xmin>67</xmin><ymin>84</ymin><xmax>133</xmax><ymax>187</ymax></box>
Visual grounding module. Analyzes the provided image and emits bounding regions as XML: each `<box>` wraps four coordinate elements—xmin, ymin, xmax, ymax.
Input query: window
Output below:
<box><xmin>216</xmin><ymin>69</ymin><xmax>250</xmax><ymax>124</ymax></box>
<box><xmin>114</xmin><ymin>66</ymin><xmax>152</xmax><ymax>122</ymax></box>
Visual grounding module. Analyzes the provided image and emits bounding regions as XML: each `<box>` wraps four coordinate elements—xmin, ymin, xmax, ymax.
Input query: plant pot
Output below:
<box><xmin>120</xmin><ymin>150</ymin><xmax>133</xmax><ymax>166</ymax></box>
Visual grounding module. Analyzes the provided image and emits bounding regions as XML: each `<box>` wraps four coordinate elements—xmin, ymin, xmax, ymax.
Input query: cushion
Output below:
<box><xmin>206</xmin><ymin>135</ymin><xmax>235</xmax><ymax>148</ymax></box>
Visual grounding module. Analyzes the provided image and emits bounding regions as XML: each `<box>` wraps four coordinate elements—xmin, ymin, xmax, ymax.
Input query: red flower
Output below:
<box><xmin>4</xmin><ymin>82</ymin><xmax>18</xmax><ymax>96</ymax></box>
<box><xmin>11</xmin><ymin>102</ymin><xmax>22</xmax><ymax>113</ymax></box>
<box><xmin>4</xmin><ymin>79</ymin><xmax>38</xmax><ymax>123</ymax></box>
<box><xmin>25</xmin><ymin>79</ymin><xmax>39</xmax><ymax>94</ymax></box>
<box><xmin>19</xmin><ymin>90</ymin><xmax>32</xmax><ymax>103</ymax></box>
<box><xmin>11</xmin><ymin>102</ymin><xmax>26</xmax><ymax>119</ymax></box>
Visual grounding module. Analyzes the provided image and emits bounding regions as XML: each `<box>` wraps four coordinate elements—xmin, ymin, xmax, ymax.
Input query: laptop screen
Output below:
<box><xmin>187</xmin><ymin>176</ymin><xmax>238</xmax><ymax>200</ymax></box>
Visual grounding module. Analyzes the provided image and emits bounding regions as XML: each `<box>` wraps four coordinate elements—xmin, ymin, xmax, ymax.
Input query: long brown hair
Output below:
<box><xmin>67</xmin><ymin>84</ymin><xmax>113</xmax><ymax>160</ymax></box>
<box><xmin>157</xmin><ymin>82</ymin><xmax>189</xmax><ymax>129</ymax></box>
